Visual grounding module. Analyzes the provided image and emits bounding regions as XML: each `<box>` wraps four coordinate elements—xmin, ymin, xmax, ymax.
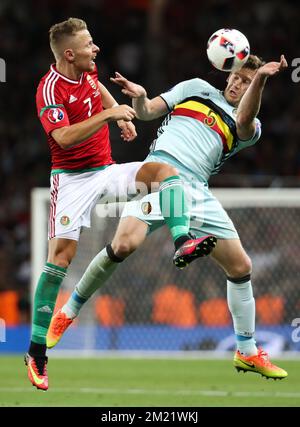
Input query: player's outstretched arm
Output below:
<box><xmin>52</xmin><ymin>104</ymin><xmax>136</xmax><ymax>150</ymax></box>
<box><xmin>236</xmin><ymin>55</ymin><xmax>288</xmax><ymax>140</ymax></box>
<box><xmin>110</xmin><ymin>72</ymin><xmax>168</xmax><ymax>121</ymax></box>
<box><xmin>256</xmin><ymin>54</ymin><xmax>288</xmax><ymax>78</ymax></box>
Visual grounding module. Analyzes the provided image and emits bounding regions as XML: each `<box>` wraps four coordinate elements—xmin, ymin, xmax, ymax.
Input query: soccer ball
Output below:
<box><xmin>207</xmin><ymin>28</ymin><xmax>250</xmax><ymax>72</ymax></box>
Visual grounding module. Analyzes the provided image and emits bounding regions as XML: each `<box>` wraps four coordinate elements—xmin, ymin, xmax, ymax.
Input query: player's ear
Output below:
<box><xmin>64</xmin><ymin>48</ymin><xmax>75</xmax><ymax>63</ymax></box>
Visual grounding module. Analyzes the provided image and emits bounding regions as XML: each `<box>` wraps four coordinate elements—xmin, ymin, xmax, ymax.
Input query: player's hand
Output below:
<box><xmin>117</xmin><ymin>119</ymin><xmax>137</xmax><ymax>142</ymax></box>
<box><xmin>110</xmin><ymin>72</ymin><xmax>147</xmax><ymax>98</ymax></box>
<box><xmin>109</xmin><ymin>104</ymin><xmax>136</xmax><ymax>122</ymax></box>
<box><xmin>257</xmin><ymin>55</ymin><xmax>288</xmax><ymax>77</ymax></box>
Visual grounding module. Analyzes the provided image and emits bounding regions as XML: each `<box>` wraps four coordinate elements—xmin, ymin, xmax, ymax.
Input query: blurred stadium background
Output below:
<box><xmin>1</xmin><ymin>0</ymin><xmax>300</xmax><ymax>386</ymax></box>
<box><xmin>29</xmin><ymin>188</ymin><xmax>300</xmax><ymax>356</ymax></box>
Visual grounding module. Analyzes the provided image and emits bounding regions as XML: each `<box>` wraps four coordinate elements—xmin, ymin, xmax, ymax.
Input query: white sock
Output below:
<box><xmin>227</xmin><ymin>279</ymin><xmax>258</xmax><ymax>356</ymax></box>
<box><xmin>62</xmin><ymin>247</ymin><xmax>119</xmax><ymax>318</ymax></box>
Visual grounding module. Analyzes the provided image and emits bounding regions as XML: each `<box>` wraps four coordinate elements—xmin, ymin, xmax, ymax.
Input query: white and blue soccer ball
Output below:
<box><xmin>207</xmin><ymin>28</ymin><xmax>250</xmax><ymax>72</ymax></box>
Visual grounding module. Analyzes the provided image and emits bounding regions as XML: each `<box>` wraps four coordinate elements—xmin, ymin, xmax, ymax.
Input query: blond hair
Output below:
<box><xmin>49</xmin><ymin>17</ymin><xmax>87</xmax><ymax>58</ymax></box>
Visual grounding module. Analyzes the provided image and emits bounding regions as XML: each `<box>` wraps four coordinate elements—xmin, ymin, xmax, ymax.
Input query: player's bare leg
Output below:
<box><xmin>111</xmin><ymin>216</ymin><xmax>149</xmax><ymax>257</ymax></box>
<box><xmin>211</xmin><ymin>238</ymin><xmax>287</xmax><ymax>379</ymax></box>
<box><xmin>47</xmin><ymin>217</ymin><xmax>148</xmax><ymax>348</ymax></box>
<box><xmin>136</xmin><ymin>162</ymin><xmax>217</xmax><ymax>268</ymax></box>
<box><xmin>26</xmin><ymin>238</ymin><xmax>77</xmax><ymax>390</ymax></box>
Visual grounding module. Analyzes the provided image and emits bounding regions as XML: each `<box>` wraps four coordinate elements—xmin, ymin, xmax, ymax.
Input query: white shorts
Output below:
<box><xmin>49</xmin><ymin>163</ymin><xmax>142</xmax><ymax>241</ymax></box>
<box><xmin>121</xmin><ymin>182</ymin><xmax>239</xmax><ymax>240</ymax></box>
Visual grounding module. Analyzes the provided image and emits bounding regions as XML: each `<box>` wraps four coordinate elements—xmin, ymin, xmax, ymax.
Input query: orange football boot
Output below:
<box><xmin>46</xmin><ymin>309</ymin><xmax>73</xmax><ymax>349</ymax></box>
<box><xmin>234</xmin><ymin>348</ymin><xmax>288</xmax><ymax>380</ymax></box>
<box><xmin>24</xmin><ymin>353</ymin><xmax>48</xmax><ymax>391</ymax></box>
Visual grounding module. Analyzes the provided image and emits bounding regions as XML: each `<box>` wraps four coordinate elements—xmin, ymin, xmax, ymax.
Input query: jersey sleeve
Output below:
<box><xmin>36</xmin><ymin>80</ymin><xmax>70</xmax><ymax>136</ymax></box>
<box><xmin>160</xmin><ymin>78</ymin><xmax>212</xmax><ymax>111</ymax></box>
<box><xmin>237</xmin><ymin>118</ymin><xmax>262</xmax><ymax>148</ymax></box>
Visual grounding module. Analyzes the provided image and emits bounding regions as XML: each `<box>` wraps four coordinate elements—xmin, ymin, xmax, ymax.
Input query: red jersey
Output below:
<box><xmin>36</xmin><ymin>64</ymin><xmax>115</xmax><ymax>171</ymax></box>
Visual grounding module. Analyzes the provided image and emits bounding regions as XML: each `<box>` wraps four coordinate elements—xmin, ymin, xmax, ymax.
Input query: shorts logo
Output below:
<box><xmin>141</xmin><ymin>202</ymin><xmax>152</xmax><ymax>215</ymax></box>
<box><xmin>60</xmin><ymin>215</ymin><xmax>70</xmax><ymax>226</ymax></box>
<box><xmin>48</xmin><ymin>108</ymin><xmax>64</xmax><ymax>123</ymax></box>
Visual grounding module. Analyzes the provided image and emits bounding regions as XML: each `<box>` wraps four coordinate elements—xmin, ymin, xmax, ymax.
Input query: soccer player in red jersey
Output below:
<box><xmin>25</xmin><ymin>18</ymin><xmax>216</xmax><ymax>390</ymax></box>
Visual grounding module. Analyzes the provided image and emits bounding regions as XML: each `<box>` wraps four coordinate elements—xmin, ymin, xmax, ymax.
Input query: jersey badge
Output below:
<box><xmin>87</xmin><ymin>74</ymin><xmax>97</xmax><ymax>90</ymax></box>
<box><xmin>48</xmin><ymin>108</ymin><xmax>64</xmax><ymax>123</ymax></box>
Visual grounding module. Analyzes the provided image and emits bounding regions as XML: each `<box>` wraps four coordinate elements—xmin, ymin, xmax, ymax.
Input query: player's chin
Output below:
<box><xmin>226</xmin><ymin>94</ymin><xmax>239</xmax><ymax>106</ymax></box>
<box><xmin>87</xmin><ymin>61</ymin><xmax>96</xmax><ymax>71</ymax></box>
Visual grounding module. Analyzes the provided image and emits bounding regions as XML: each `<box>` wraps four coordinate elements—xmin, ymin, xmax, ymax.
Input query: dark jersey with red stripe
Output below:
<box><xmin>36</xmin><ymin>64</ymin><xmax>114</xmax><ymax>171</ymax></box>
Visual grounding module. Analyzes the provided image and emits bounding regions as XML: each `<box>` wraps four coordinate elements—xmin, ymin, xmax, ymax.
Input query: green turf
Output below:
<box><xmin>0</xmin><ymin>356</ymin><xmax>299</xmax><ymax>407</ymax></box>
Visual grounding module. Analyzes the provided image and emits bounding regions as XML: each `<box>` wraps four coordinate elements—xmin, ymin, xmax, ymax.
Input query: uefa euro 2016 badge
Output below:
<box><xmin>60</xmin><ymin>215</ymin><xmax>70</xmax><ymax>226</ymax></box>
<box><xmin>48</xmin><ymin>108</ymin><xmax>64</xmax><ymax>123</ymax></box>
<box><xmin>141</xmin><ymin>202</ymin><xmax>152</xmax><ymax>215</ymax></box>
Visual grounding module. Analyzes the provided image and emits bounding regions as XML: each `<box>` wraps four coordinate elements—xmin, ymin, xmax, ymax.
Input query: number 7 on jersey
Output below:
<box><xmin>83</xmin><ymin>97</ymin><xmax>92</xmax><ymax>117</ymax></box>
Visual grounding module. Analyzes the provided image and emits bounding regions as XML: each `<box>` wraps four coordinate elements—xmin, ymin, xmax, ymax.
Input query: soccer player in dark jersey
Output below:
<box><xmin>25</xmin><ymin>18</ymin><xmax>216</xmax><ymax>391</ymax></box>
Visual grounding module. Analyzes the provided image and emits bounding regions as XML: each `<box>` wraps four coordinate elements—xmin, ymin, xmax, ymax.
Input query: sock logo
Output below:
<box><xmin>37</xmin><ymin>305</ymin><xmax>52</xmax><ymax>314</ymax></box>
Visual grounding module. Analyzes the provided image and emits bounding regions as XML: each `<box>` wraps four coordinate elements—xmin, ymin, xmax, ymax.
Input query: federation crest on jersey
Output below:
<box><xmin>48</xmin><ymin>108</ymin><xmax>64</xmax><ymax>124</ymax></box>
<box><xmin>87</xmin><ymin>74</ymin><xmax>97</xmax><ymax>90</ymax></box>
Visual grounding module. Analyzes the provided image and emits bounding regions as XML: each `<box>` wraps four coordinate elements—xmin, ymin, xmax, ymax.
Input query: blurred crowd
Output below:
<box><xmin>0</xmin><ymin>0</ymin><xmax>299</xmax><ymax>322</ymax></box>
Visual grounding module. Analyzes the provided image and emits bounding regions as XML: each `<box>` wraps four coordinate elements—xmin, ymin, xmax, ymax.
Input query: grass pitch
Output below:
<box><xmin>0</xmin><ymin>356</ymin><xmax>300</xmax><ymax>407</ymax></box>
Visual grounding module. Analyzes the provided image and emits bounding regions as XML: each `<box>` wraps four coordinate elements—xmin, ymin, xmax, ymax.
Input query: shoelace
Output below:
<box><xmin>257</xmin><ymin>349</ymin><xmax>273</xmax><ymax>366</ymax></box>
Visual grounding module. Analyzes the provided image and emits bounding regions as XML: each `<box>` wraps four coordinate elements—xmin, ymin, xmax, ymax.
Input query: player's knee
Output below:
<box><xmin>157</xmin><ymin>164</ymin><xmax>178</xmax><ymax>181</ymax></box>
<box><xmin>48</xmin><ymin>239</ymin><xmax>77</xmax><ymax>269</ymax></box>
<box><xmin>111</xmin><ymin>236</ymin><xmax>137</xmax><ymax>258</ymax></box>
<box><xmin>227</xmin><ymin>255</ymin><xmax>252</xmax><ymax>278</ymax></box>
<box><xmin>161</xmin><ymin>163</ymin><xmax>178</xmax><ymax>177</ymax></box>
